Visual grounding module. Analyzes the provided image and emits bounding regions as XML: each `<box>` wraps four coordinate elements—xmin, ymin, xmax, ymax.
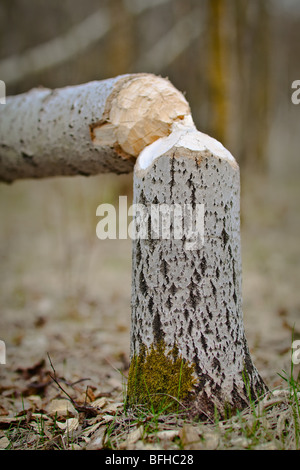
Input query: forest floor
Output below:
<box><xmin>0</xmin><ymin>169</ymin><xmax>299</xmax><ymax>450</ymax></box>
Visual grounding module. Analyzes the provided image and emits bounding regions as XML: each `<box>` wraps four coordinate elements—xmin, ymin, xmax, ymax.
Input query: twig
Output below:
<box><xmin>47</xmin><ymin>353</ymin><xmax>98</xmax><ymax>417</ymax></box>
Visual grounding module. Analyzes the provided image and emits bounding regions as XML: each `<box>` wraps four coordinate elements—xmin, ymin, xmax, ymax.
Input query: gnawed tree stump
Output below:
<box><xmin>0</xmin><ymin>73</ymin><xmax>268</xmax><ymax>419</ymax></box>
<box><xmin>127</xmin><ymin>118</ymin><xmax>268</xmax><ymax>419</ymax></box>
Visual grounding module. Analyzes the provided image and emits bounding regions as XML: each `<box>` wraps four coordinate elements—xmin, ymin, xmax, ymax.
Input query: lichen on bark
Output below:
<box><xmin>126</xmin><ymin>340</ymin><xmax>196</xmax><ymax>413</ymax></box>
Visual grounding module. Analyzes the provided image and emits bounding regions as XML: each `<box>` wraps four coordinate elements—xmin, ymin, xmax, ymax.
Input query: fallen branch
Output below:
<box><xmin>0</xmin><ymin>73</ymin><xmax>190</xmax><ymax>182</ymax></box>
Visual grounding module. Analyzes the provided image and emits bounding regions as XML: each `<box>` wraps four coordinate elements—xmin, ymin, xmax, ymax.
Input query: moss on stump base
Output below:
<box><xmin>126</xmin><ymin>341</ymin><xmax>196</xmax><ymax>413</ymax></box>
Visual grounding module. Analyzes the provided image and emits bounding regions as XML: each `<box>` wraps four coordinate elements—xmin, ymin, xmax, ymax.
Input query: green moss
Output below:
<box><xmin>126</xmin><ymin>341</ymin><xmax>196</xmax><ymax>413</ymax></box>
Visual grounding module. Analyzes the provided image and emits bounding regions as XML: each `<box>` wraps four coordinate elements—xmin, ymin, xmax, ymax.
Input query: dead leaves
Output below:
<box><xmin>1</xmin><ymin>355</ymin><xmax>298</xmax><ymax>450</ymax></box>
<box><xmin>0</xmin><ymin>392</ymin><xmax>125</xmax><ymax>450</ymax></box>
<box><xmin>179</xmin><ymin>425</ymin><xmax>202</xmax><ymax>450</ymax></box>
<box><xmin>0</xmin><ymin>355</ymin><xmax>220</xmax><ymax>451</ymax></box>
<box><xmin>47</xmin><ymin>398</ymin><xmax>77</xmax><ymax>417</ymax></box>
<box><xmin>8</xmin><ymin>358</ymin><xmax>51</xmax><ymax>398</ymax></box>
<box><xmin>0</xmin><ymin>434</ymin><xmax>10</xmax><ymax>450</ymax></box>
<box><xmin>0</xmin><ymin>374</ymin><xmax>213</xmax><ymax>452</ymax></box>
<box><xmin>118</xmin><ymin>426</ymin><xmax>144</xmax><ymax>450</ymax></box>
<box><xmin>0</xmin><ymin>355</ymin><xmax>126</xmax><ymax>450</ymax></box>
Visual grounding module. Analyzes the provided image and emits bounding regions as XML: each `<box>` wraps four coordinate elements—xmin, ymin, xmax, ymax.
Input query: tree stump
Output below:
<box><xmin>128</xmin><ymin>117</ymin><xmax>268</xmax><ymax>419</ymax></box>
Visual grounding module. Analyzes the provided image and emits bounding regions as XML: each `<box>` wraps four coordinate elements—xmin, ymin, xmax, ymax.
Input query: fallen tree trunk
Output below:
<box><xmin>0</xmin><ymin>73</ymin><xmax>268</xmax><ymax>418</ymax></box>
<box><xmin>0</xmin><ymin>73</ymin><xmax>190</xmax><ymax>182</ymax></box>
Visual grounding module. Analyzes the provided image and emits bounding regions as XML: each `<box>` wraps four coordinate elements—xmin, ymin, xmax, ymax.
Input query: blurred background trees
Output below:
<box><xmin>0</xmin><ymin>0</ymin><xmax>299</xmax><ymax>177</ymax></box>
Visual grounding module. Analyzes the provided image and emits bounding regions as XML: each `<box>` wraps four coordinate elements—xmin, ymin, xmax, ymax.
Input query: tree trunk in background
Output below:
<box><xmin>231</xmin><ymin>0</ymin><xmax>248</xmax><ymax>164</ymax></box>
<box><xmin>106</xmin><ymin>0</ymin><xmax>135</xmax><ymax>77</ymax></box>
<box><xmin>207</xmin><ymin>0</ymin><xmax>229</xmax><ymax>146</ymax></box>
<box><xmin>128</xmin><ymin>121</ymin><xmax>268</xmax><ymax>419</ymax></box>
<box><xmin>231</xmin><ymin>0</ymin><xmax>271</xmax><ymax>169</ymax></box>
<box><xmin>245</xmin><ymin>0</ymin><xmax>271</xmax><ymax>170</ymax></box>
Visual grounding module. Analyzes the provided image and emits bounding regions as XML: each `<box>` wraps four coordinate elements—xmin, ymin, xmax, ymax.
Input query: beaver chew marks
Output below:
<box><xmin>90</xmin><ymin>74</ymin><xmax>191</xmax><ymax>158</ymax></box>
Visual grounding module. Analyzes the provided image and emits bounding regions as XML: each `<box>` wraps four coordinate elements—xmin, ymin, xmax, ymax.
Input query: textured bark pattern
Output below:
<box><xmin>0</xmin><ymin>76</ymin><xmax>135</xmax><ymax>182</ymax></box>
<box><xmin>131</xmin><ymin>148</ymin><xmax>267</xmax><ymax>418</ymax></box>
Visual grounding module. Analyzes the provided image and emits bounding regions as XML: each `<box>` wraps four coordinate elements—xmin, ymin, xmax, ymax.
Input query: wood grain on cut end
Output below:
<box><xmin>90</xmin><ymin>74</ymin><xmax>191</xmax><ymax>158</ymax></box>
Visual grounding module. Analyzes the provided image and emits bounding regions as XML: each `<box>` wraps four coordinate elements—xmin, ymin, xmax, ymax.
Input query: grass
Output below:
<box><xmin>2</xmin><ymin>351</ymin><xmax>300</xmax><ymax>450</ymax></box>
<box><xmin>99</xmin><ymin>348</ymin><xmax>300</xmax><ymax>450</ymax></box>
<box><xmin>2</xmin><ymin>339</ymin><xmax>300</xmax><ymax>451</ymax></box>
<box><xmin>277</xmin><ymin>332</ymin><xmax>300</xmax><ymax>448</ymax></box>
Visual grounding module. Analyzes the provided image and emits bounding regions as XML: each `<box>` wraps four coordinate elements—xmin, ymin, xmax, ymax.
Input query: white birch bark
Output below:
<box><xmin>130</xmin><ymin>118</ymin><xmax>267</xmax><ymax>418</ymax></box>
<box><xmin>0</xmin><ymin>73</ymin><xmax>190</xmax><ymax>183</ymax></box>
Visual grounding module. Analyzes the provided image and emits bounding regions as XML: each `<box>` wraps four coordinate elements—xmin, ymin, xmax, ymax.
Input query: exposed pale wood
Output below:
<box><xmin>92</xmin><ymin>74</ymin><xmax>190</xmax><ymax>156</ymax></box>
